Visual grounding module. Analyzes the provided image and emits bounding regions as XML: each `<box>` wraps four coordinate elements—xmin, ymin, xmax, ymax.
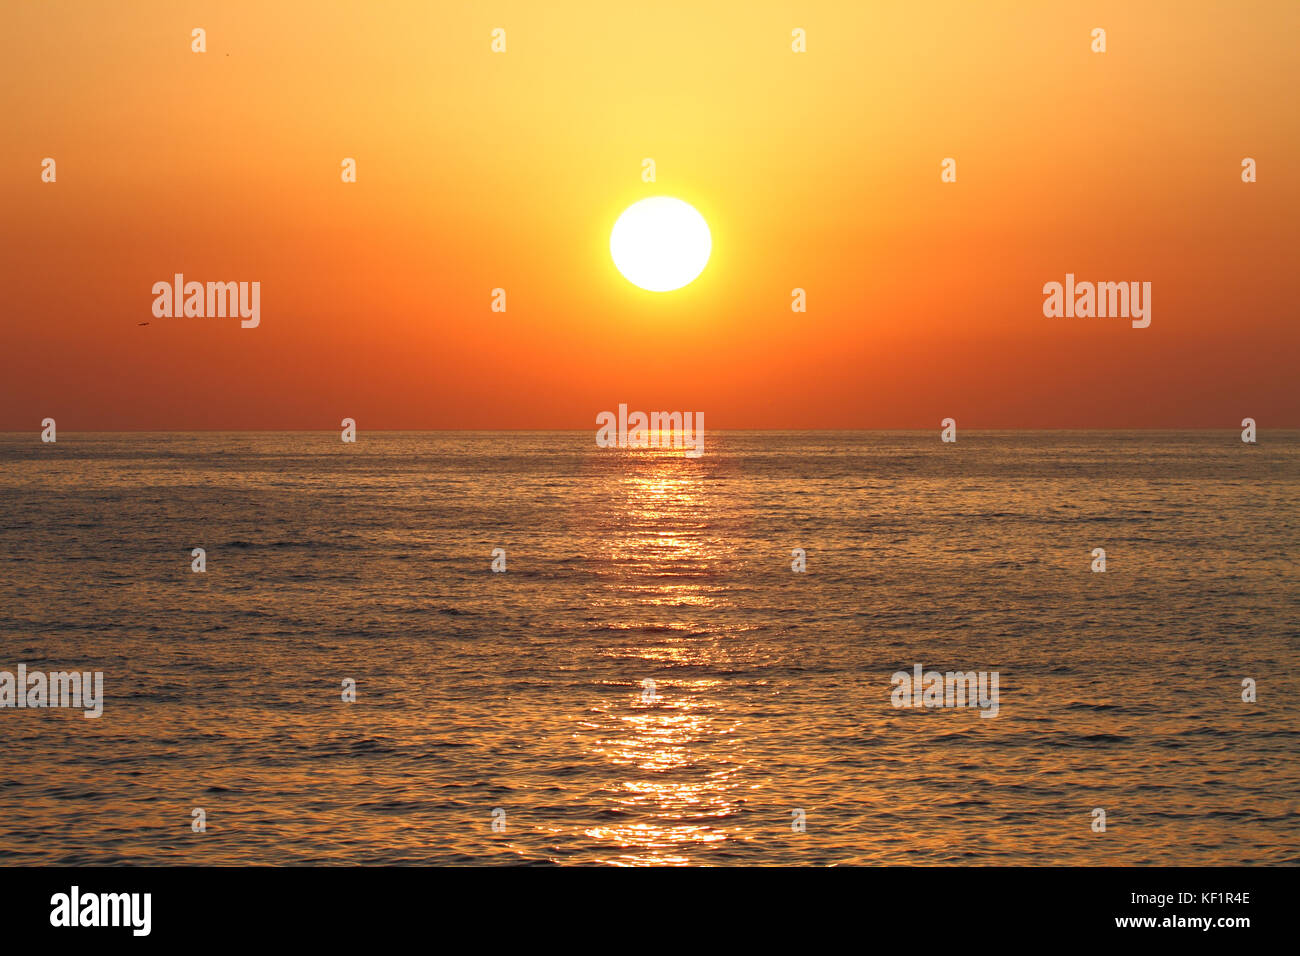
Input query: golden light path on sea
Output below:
<box><xmin>580</xmin><ymin>451</ymin><xmax>752</xmax><ymax>865</ymax></box>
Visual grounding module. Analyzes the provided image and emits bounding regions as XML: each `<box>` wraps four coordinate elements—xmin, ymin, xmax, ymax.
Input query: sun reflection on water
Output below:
<box><xmin>578</xmin><ymin>446</ymin><xmax>753</xmax><ymax>864</ymax></box>
<box><xmin>594</xmin><ymin>448</ymin><xmax>724</xmax><ymax>607</ymax></box>
<box><xmin>581</xmin><ymin>680</ymin><xmax>750</xmax><ymax>866</ymax></box>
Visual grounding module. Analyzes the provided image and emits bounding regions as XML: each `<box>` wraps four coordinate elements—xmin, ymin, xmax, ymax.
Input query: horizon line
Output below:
<box><xmin>4</xmin><ymin>426</ymin><xmax>1296</xmax><ymax>434</ymax></box>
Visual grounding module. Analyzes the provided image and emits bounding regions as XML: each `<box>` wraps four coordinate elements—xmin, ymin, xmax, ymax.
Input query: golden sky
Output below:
<box><xmin>2</xmin><ymin>0</ymin><xmax>1296</xmax><ymax>428</ymax></box>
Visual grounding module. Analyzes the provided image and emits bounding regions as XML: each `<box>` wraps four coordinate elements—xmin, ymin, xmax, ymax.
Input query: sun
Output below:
<box><xmin>610</xmin><ymin>197</ymin><xmax>712</xmax><ymax>292</ymax></box>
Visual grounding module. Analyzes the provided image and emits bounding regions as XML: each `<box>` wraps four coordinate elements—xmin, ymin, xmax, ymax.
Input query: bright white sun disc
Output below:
<box><xmin>610</xmin><ymin>197</ymin><xmax>711</xmax><ymax>292</ymax></box>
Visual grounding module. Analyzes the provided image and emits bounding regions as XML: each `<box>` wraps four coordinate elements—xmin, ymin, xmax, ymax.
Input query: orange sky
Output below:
<box><xmin>2</xmin><ymin>0</ymin><xmax>1297</xmax><ymax>429</ymax></box>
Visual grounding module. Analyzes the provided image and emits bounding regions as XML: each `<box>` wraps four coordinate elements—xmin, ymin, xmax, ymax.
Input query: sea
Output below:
<box><xmin>0</xmin><ymin>431</ymin><xmax>1296</xmax><ymax>865</ymax></box>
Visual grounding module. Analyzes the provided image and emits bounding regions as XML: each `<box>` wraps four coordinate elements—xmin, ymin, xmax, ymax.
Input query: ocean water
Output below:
<box><xmin>0</xmin><ymin>430</ymin><xmax>1296</xmax><ymax>866</ymax></box>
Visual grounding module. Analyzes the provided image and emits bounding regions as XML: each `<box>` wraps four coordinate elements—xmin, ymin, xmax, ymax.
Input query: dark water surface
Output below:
<box><xmin>1</xmin><ymin>431</ymin><xmax>1296</xmax><ymax>864</ymax></box>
